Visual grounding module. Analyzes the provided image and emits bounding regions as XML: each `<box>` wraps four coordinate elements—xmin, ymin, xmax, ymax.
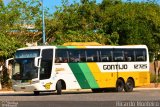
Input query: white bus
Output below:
<box><xmin>8</xmin><ymin>42</ymin><xmax>150</xmax><ymax>95</ymax></box>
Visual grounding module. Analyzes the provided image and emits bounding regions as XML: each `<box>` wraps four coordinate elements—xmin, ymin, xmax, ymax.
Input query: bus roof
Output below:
<box><xmin>17</xmin><ymin>42</ymin><xmax>148</xmax><ymax>50</ymax></box>
<box><xmin>63</xmin><ymin>42</ymin><xmax>103</xmax><ymax>46</ymax></box>
<box><xmin>17</xmin><ymin>46</ymin><xmax>55</xmax><ymax>50</ymax></box>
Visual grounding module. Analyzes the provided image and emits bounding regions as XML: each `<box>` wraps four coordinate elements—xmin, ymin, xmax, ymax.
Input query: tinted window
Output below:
<box><xmin>100</xmin><ymin>49</ymin><xmax>113</xmax><ymax>62</ymax></box>
<box><xmin>55</xmin><ymin>48</ymin><xmax>147</xmax><ymax>63</ymax></box>
<box><xmin>55</xmin><ymin>49</ymin><xmax>68</xmax><ymax>63</ymax></box>
<box><xmin>113</xmin><ymin>49</ymin><xmax>124</xmax><ymax>62</ymax></box>
<box><xmin>68</xmin><ymin>49</ymin><xmax>86</xmax><ymax>62</ymax></box>
<box><xmin>40</xmin><ymin>49</ymin><xmax>53</xmax><ymax>80</ymax></box>
<box><xmin>86</xmin><ymin>49</ymin><xmax>99</xmax><ymax>62</ymax></box>
<box><xmin>123</xmin><ymin>49</ymin><xmax>134</xmax><ymax>61</ymax></box>
<box><xmin>135</xmin><ymin>49</ymin><xmax>147</xmax><ymax>61</ymax></box>
<box><xmin>15</xmin><ymin>49</ymin><xmax>40</xmax><ymax>58</ymax></box>
<box><xmin>42</xmin><ymin>49</ymin><xmax>53</xmax><ymax>60</ymax></box>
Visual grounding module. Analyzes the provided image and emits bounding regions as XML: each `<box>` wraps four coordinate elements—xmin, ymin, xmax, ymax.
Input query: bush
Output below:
<box><xmin>150</xmin><ymin>73</ymin><xmax>160</xmax><ymax>83</ymax></box>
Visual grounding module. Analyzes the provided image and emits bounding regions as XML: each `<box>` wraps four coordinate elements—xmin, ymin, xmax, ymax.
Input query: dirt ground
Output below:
<box><xmin>139</xmin><ymin>83</ymin><xmax>160</xmax><ymax>88</ymax></box>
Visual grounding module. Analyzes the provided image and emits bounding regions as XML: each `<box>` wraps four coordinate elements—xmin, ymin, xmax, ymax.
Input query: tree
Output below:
<box><xmin>0</xmin><ymin>0</ymin><xmax>42</xmax><ymax>43</ymax></box>
<box><xmin>0</xmin><ymin>1</ymin><xmax>42</xmax><ymax>88</ymax></box>
<box><xmin>47</xmin><ymin>0</ymin><xmax>160</xmax><ymax>60</ymax></box>
<box><xmin>0</xmin><ymin>33</ymin><xmax>22</xmax><ymax>58</ymax></box>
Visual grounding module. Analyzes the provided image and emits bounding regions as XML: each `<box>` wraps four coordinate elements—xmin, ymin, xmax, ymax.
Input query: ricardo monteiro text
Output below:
<box><xmin>103</xmin><ymin>64</ymin><xmax>128</xmax><ymax>70</ymax></box>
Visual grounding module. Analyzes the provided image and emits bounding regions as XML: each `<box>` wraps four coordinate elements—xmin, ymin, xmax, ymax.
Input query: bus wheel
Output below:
<box><xmin>116</xmin><ymin>79</ymin><xmax>124</xmax><ymax>92</ymax></box>
<box><xmin>56</xmin><ymin>81</ymin><xmax>62</xmax><ymax>95</ymax></box>
<box><xmin>124</xmin><ymin>79</ymin><xmax>134</xmax><ymax>92</ymax></box>
<box><xmin>34</xmin><ymin>91</ymin><xmax>40</xmax><ymax>96</ymax></box>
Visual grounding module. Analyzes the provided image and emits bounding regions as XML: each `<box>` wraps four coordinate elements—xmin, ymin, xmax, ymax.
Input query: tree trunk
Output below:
<box><xmin>0</xmin><ymin>82</ymin><xmax>2</xmax><ymax>90</ymax></box>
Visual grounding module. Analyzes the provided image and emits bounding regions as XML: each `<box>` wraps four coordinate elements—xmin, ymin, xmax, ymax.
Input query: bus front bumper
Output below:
<box><xmin>12</xmin><ymin>82</ymin><xmax>56</xmax><ymax>92</ymax></box>
<box><xmin>13</xmin><ymin>84</ymin><xmax>37</xmax><ymax>92</ymax></box>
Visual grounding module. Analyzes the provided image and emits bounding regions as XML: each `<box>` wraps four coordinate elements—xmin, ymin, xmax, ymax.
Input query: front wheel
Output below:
<box><xmin>56</xmin><ymin>81</ymin><xmax>62</xmax><ymax>95</ymax></box>
<box><xmin>116</xmin><ymin>79</ymin><xmax>124</xmax><ymax>92</ymax></box>
<box><xmin>124</xmin><ymin>79</ymin><xmax>134</xmax><ymax>92</ymax></box>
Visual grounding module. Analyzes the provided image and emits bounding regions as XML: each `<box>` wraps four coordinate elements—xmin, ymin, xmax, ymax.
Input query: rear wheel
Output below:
<box><xmin>56</xmin><ymin>81</ymin><xmax>62</xmax><ymax>95</ymax></box>
<box><xmin>124</xmin><ymin>79</ymin><xmax>134</xmax><ymax>92</ymax></box>
<box><xmin>116</xmin><ymin>79</ymin><xmax>124</xmax><ymax>92</ymax></box>
<box><xmin>34</xmin><ymin>91</ymin><xmax>40</xmax><ymax>96</ymax></box>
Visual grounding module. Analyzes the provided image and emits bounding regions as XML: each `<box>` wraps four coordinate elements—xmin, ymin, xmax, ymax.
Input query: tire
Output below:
<box><xmin>56</xmin><ymin>81</ymin><xmax>62</xmax><ymax>95</ymax></box>
<box><xmin>116</xmin><ymin>79</ymin><xmax>124</xmax><ymax>92</ymax></box>
<box><xmin>124</xmin><ymin>79</ymin><xmax>134</xmax><ymax>92</ymax></box>
<box><xmin>34</xmin><ymin>91</ymin><xmax>40</xmax><ymax>96</ymax></box>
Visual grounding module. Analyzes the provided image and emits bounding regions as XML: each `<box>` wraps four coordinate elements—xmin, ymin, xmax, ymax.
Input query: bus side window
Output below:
<box><xmin>135</xmin><ymin>49</ymin><xmax>146</xmax><ymax>61</ymax></box>
<box><xmin>68</xmin><ymin>50</ymin><xmax>76</xmax><ymax>62</ymax></box>
<box><xmin>86</xmin><ymin>49</ymin><xmax>98</xmax><ymax>62</ymax></box>
<box><xmin>123</xmin><ymin>49</ymin><xmax>134</xmax><ymax>62</ymax></box>
<box><xmin>68</xmin><ymin>49</ymin><xmax>85</xmax><ymax>63</ymax></box>
<box><xmin>124</xmin><ymin>52</ymin><xmax>132</xmax><ymax>61</ymax></box>
<box><xmin>114</xmin><ymin>56</ymin><xmax>124</xmax><ymax>61</ymax></box>
<box><xmin>87</xmin><ymin>56</ymin><xmax>94</xmax><ymax>62</ymax></box>
<box><xmin>63</xmin><ymin>58</ymin><xmax>68</xmax><ymax>63</ymax></box>
<box><xmin>101</xmin><ymin>56</ymin><xmax>109</xmax><ymax>62</ymax></box>
<box><xmin>127</xmin><ymin>57</ymin><xmax>132</xmax><ymax>61</ymax></box>
<box><xmin>55</xmin><ymin>49</ymin><xmax>68</xmax><ymax>63</ymax></box>
<box><xmin>136</xmin><ymin>56</ymin><xmax>144</xmax><ymax>61</ymax></box>
<box><xmin>99</xmin><ymin>49</ymin><xmax>112</xmax><ymax>62</ymax></box>
<box><xmin>113</xmin><ymin>50</ymin><xmax>124</xmax><ymax>62</ymax></box>
<box><xmin>55</xmin><ymin>57</ymin><xmax>63</xmax><ymax>63</ymax></box>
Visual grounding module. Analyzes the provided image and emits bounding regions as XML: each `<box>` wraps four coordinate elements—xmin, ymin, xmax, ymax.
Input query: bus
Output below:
<box><xmin>8</xmin><ymin>42</ymin><xmax>150</xmax><ymax>95</ymax></box>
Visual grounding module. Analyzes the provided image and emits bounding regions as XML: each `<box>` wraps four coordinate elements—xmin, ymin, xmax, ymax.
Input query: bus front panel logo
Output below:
<box><xmin>43</xmin><ymin>82</ymin><xmax>52</xmax><ymax>90</ymax></box>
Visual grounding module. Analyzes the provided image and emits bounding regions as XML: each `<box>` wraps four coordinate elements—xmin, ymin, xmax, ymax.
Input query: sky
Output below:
<box><xmin>45</xmin><ymin>0</ymin><xmax>142</xmax><ymax>13</ymax></box>
<box><xmin>4</xmin><ymin>0</ymin><xmax>150</xmax><ymax>13</ymax></box>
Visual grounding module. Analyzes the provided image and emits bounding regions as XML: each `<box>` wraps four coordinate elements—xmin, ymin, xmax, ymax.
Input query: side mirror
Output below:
<box><xmin>34</xmin><ymin>57</ymin><xmax>41</xmax><ymax>67</ymax></box>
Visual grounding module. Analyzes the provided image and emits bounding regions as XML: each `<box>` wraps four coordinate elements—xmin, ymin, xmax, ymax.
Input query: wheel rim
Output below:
<box><xmin>118</xmin><ymin>82</ymin><xmax>123</xmax><ymax>90</ymax></box>
<box><xmin>127</xmin><ymin>80</ymin><xmax>133</xmax><ymax>90</ymax></box>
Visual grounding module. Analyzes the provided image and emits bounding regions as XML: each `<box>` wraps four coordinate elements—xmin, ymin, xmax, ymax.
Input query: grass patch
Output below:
<box><xmin>150</xmin><ymin>73</ymin><xmax>160</xmax><ymax>83</ymax></box>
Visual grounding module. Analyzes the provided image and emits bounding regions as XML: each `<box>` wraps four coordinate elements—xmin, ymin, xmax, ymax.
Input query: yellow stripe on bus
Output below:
<box><xmin>87</xmin><ymin>63</ymin><xmax>115</xmax><ymax>88</ymax></box>
<box><xmin>87</xmin><ymin>63</ymin><xmax>150</xmax><ymax>88</ymax></box>
<box><xmin>76</xmin><ymin>46</ymin><xmax>86</xmax><ymax>48</ymax></box>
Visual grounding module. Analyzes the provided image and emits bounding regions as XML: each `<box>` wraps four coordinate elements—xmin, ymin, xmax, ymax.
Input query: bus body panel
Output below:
<box><xmin>54</xmin><ymin>63</ymin><xmax>81</xmax><ymax>90</ymax></box>
<box><xmin>10</xmin><ymin>44</ymin><xmax>150</xmax><ymax>93</ymax></box>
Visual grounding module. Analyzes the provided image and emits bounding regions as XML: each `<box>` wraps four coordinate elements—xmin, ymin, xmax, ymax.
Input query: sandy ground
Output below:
<box><xmin>139</xmin><ymin>83</ymin><xmax>160</xmax><ymax>88</ymax></box>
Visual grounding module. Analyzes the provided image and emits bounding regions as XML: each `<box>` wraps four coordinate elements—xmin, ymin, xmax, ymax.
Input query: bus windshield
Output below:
<box><xmin>15</xmin><ymin>49</ymin><xmax>40</xmax><ymax>58</ymax></box>
<box><xmin>12</xmin><ymin>58</ymin><xmax>38</xmax><ymax>80</ymax></box>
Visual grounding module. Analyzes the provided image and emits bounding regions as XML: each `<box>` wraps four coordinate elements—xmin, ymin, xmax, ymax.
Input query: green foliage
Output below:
<box><xmin>0</xmin><ymin>33</ymin><xmax>23</xmax><ymax>58</ymax></box>
<box><xmin>107</xmin><ymin>32</ymin><xmax>119</xmax><ymax>45</ymax></box>
<box><xmin>50</xmin><ymin>30</ymin><xmax>107</xmax><ymax>45</ymax></box>
<box><xmin>157</xmin><ymin>54</ymin><xmax>160</xmax><ymax>60</ymax></box>
<box><xmin>150</xmin><ymin>73</ymin><xmax>156</xmax><ymax>83</ymax></box>
<box><xmin>150</xmin><ymin>73</ymin><xmax>160</xmax><ymax>83</ymax></box>
<box><xmin>46</xmin><ymin>0</ymin><xmax>160</xmax><ymax>61</ymax></box>
<box><xmin>0</xmin><ymin>0</ymin><xmax>42</xmax><ymax>58</ymax></box>
<box><xmin>1</xmin><ymin>0</ymin><xmax>160</xmax><ymax>60</ymax></box>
